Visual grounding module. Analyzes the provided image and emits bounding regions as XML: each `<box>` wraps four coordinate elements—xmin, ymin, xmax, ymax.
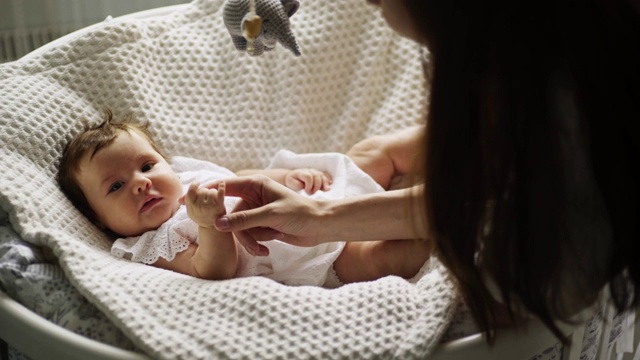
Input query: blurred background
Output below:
<box><xmin>0</xmin><ymin>0</ymin><xmax>191</xmax><ymax>63</ymax></box>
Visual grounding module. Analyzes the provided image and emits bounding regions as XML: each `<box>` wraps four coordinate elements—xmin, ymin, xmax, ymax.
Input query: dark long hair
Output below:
<box><xmin>407</xmin><ymin>0</ymin><xmax>640</xmax><ymax>342</ymax></box>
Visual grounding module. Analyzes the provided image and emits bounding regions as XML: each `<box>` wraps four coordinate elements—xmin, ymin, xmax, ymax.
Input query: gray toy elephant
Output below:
<box><xmin>223</xmin><ymin>0</ymin><xmax>301</xmax><ymax>56</ymax></box>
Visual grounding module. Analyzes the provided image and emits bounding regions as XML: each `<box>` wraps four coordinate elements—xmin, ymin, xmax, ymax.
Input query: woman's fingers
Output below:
<box><xmin>214</xmin><ymin>202</ymin><xmax>274</xmax><ymax>232</ymax></box>
<box><xmin>232</xmin><ymin>227</ymin><xmax>284</xmax><ymax>256</ymax></box>
<box><xmin>212</xmin><ymin>174</ymin><xmax>324</xmax><ymax>251</ymax></box>
<box><xmin>217</xmin><ymin>181</ymin><xmax>226</xmax><ymax>203</ymax></box>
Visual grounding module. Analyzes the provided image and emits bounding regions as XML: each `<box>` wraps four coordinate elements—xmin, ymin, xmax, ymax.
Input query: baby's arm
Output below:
<box><xmin>346</xmin><ymin>125</ymin><xmax>425</xmax><ymax>190</ymax></box>
<box><xmin>236</xmin><ymin>168</ymin><xmax>332</xmax><ymax>194</ymax></box>
<box><xmin>155</xmin><ymin>182</ymin><xmax>238</xmax><ymax>280</ymax></box>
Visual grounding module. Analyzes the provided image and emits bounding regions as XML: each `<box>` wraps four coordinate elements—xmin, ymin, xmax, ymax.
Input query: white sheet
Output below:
<box><xmin>0</xmin><ymin>0</ymin><xmax>458</xmax><ymax>358</ymax></box>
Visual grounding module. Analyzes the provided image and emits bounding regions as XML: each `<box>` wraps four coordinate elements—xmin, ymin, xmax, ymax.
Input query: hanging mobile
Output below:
<box><xmin>223</xmin><ymin>0</ymin><xmax>301</xmax><ymax>57</ymax></box>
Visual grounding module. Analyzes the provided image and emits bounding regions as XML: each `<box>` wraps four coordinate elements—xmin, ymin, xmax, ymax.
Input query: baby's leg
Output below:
<box><xmin>346</xmin><ymin>136</ymin><xmax>395</xmax><ymax>190</ymax></box>
<box><xmin>333</xmin><ymin>239</ymin><xmax>433</xmax><ymax>284</ymax></box>
<box><xmin>346</xmin><ymin>125</ymin><xmax>425</xmax><ymax>190</ymax></box>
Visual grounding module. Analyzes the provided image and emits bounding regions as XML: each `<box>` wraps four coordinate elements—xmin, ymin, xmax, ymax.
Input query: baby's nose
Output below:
<box><xmin>135</xmin><ymin>176</ymin><xmax>152</xmax><ymax>193</ymax></box>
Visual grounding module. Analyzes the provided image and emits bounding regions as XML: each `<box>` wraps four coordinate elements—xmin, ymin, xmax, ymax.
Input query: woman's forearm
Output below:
<box><xmin>316</xmin><ymin>184</ymin><xmax>428</xmax><ymax>242</ymax></box>
<box><xmin>213</xmin><ymin>176</ymin><xmax>429</xmax><ymax>254</ymax></box>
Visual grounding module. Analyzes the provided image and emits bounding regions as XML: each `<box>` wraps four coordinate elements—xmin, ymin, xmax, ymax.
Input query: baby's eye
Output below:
<box><xmin>109</xmin><ymin>181</ymin><xmax>124</xmax><ymax>193</ymax></box>
<box><xmin>141</xmin><ymin>163</ymin><xmax>154</xmax><ymax>172</ymax></box>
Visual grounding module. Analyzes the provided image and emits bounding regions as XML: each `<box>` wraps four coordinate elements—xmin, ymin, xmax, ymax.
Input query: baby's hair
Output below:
<box><xmin>58</xmin><ymin>109</ymin><xmax>167</xmax><ymax>225</ymax></box>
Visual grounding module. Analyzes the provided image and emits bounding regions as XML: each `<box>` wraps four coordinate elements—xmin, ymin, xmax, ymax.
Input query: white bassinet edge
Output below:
<box><xmin>0</xmin><ymin>290</ymin><xmax>147</xmax><ymax>360</ymax></box>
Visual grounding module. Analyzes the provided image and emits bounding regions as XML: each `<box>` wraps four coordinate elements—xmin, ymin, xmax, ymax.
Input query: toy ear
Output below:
<box><xmin>281</xmin><ymin>0</ymin><xmax>299</xmax><ymax>17</ymax></box>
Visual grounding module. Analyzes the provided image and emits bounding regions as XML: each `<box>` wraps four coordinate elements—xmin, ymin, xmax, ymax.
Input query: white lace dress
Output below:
<box><xmin>111</xmin><ymin>151</ymin><xmax>384</xmax><ymax>287</ymax></box>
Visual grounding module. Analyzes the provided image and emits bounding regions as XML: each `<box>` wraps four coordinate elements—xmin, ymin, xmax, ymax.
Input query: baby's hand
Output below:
<box><xmin>183</xmin><ymin>181</ymin><xmax>227</xmax><ymax>228</ymax></box>
<box><xmin>285</xmin><ymin>169</ymin><xmax>332</xmax><ymax>194</ymax></box>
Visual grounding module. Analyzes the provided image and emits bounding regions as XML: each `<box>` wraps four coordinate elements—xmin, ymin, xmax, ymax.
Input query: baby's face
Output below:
<box><xmin>76</xmin><ymin>130</ymin><xmax>183</xmax><ymax>237</ymax></box>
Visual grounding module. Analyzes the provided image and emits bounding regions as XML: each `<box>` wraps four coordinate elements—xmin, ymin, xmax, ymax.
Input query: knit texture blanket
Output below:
<box><xmin>0</xmin><ymin>0</ymin><xmax>458</xmax><ymax>358</ymax></box>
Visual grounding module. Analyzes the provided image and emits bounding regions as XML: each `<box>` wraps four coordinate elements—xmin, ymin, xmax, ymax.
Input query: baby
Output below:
<box><xmin>58</xmin><ymin>111</ymin><xmax>431</xmax><ymax>286</ymax></box>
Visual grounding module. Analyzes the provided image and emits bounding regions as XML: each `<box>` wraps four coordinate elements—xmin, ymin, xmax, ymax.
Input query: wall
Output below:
<box><xmin>0</xmin><ymin>0</ymin><xmax>191</xmax><ymax>62</ymax></box>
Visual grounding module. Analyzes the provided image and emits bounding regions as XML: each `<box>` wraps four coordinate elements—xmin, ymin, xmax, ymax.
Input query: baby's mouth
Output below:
<box><xmin>140</xmin><ymin>197</ymin><xmax>161</xmax><ymax>213</ymax></box>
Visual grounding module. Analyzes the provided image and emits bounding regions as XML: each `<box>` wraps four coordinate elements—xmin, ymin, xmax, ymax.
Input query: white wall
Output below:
<box><xmin>0</xmin><ymin>0</ymin><xmax>191</xmax><ymax>30</ymax></box>
<box><xmin>0</xmin><ymin>0</ymin><xmax>191</xmax><ymax>62</ymax></box>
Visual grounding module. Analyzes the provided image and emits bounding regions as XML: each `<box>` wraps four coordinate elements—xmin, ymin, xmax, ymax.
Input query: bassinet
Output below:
<box><xmin>0</xmin><ymin>2</ymin><xmax>637</xmax><ymax>359</ymax></box>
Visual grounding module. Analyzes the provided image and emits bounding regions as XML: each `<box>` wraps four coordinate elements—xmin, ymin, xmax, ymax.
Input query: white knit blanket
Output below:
<box><xmin>0</xmin><ymin>0</ymin><xmax>458</xmax><ymax>358</ymax></box>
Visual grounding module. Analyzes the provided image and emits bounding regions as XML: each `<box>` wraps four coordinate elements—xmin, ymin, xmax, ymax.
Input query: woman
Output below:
<box><xmin>213</xmin><ymin>0</ymin><xmax>640</xmax><ymax>343</ymax></box>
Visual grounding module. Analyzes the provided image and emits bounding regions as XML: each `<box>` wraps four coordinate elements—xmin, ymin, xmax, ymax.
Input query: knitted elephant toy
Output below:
<box><xmin>223</xmin><ymin>0</ymin><xmax>301</xmax><ymax>56</ymax></box>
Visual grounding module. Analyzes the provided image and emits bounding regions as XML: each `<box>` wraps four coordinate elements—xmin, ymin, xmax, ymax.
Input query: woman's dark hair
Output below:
<box><xmin>407</xmin><ymin>0</ymin><xmax>639</xmax><ymax>343</ymax></box>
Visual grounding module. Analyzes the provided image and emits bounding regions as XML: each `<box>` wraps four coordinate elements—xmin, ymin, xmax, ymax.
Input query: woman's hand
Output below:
<box><xmin>206</xmin><ymin>175</ymin><xmax>428</xmax><ymax>257</ymax></box>
<box><xmin>209</xmin><ymin>175</ymin><xmax>328</xmax><ymax>256</ymax></box>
